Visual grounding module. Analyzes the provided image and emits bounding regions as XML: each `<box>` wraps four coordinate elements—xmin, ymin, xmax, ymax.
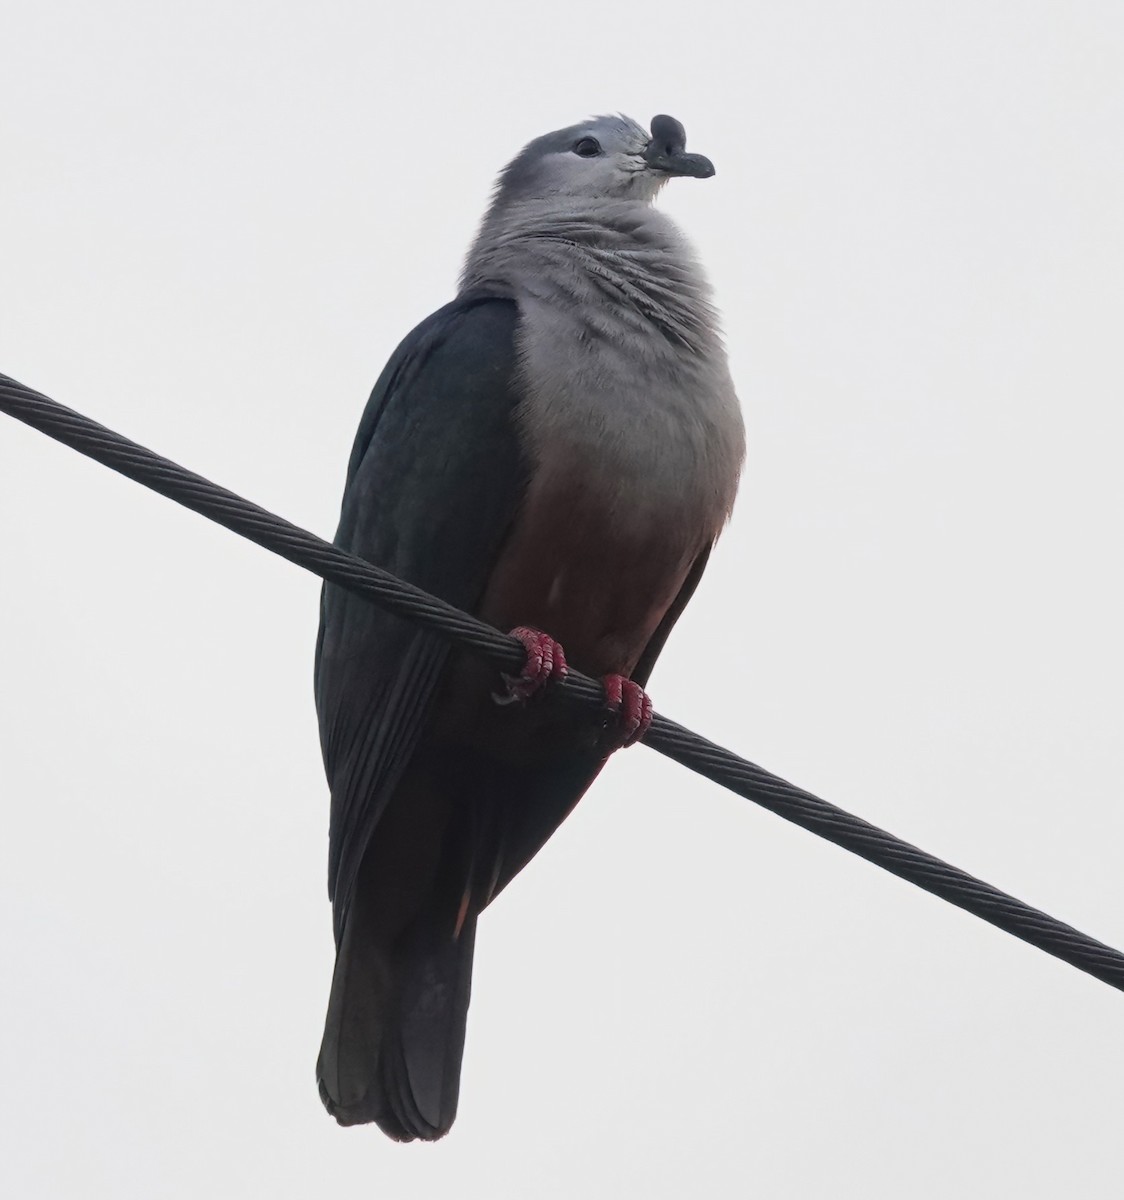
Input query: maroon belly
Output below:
<box><xmin>476</xmin><ymin>469</ymin><xmax>699</xmax><ymax>678</ymax></box>
<box><xmin>424</xmin><ymin>465</ymin><xmax>704</xmax><ymax>765</ymax></box>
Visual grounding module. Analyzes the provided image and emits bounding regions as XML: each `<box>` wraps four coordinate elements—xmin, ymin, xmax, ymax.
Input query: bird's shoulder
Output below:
<box><xmin>344</xmin><ymin>290</ymin><xmax>521</xmax><ymax>489</ymax></box>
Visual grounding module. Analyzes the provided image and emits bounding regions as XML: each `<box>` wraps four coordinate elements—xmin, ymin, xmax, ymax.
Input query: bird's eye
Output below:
<box><xmin>572</xmin><ymin>137</ymin><xmax>602</xmax><ymax>158</ymax></box>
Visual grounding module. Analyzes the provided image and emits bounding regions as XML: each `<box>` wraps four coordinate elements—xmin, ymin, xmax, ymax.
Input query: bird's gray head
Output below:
<box><xmin>491</xmin><ymin>113</ymin><xmax>715</xmax><ymax>207</ymax></box>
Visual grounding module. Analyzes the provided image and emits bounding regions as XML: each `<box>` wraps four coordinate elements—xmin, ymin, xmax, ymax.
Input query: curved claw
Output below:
<box><xmin>494</xmin><ymin>626</ymin><xmax>569</xmax><ymax>705</ymax></box>
<box><xmin>601</xmin><ymin>675</ymin><xmax>654</xmax><ymax>750</ymax></box>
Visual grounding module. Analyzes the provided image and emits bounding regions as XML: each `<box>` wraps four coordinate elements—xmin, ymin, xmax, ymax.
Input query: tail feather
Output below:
<box><xmin>317</xmin><ymin>902</ymin><xmax>476</xmax><ymax>1141</ymax></box>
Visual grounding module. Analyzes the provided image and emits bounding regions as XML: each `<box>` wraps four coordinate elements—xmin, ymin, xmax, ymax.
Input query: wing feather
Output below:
<box><xmin>315</xmin><ymin>294</ymin><xmax>526</xmax><ymax>941</ymax></box>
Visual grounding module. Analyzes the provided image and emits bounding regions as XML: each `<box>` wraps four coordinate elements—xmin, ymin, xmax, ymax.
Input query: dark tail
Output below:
<box><xmin>317</xmin><ymin>899</ymin><xmax>476</xmax><ymax>1141</ymax></box>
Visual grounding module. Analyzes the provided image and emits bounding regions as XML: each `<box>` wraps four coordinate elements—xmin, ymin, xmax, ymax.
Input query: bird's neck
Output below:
<box><xmin>460</xmin><ymin>198</ymin><xmax>719</xmax><ymax>354</ymax></box>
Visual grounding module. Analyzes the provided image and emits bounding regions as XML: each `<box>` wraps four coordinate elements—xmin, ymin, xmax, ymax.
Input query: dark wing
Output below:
<box><xmin>315</xmin><ymin>294</ymin><xmax>526</xmax><ymax>942</ymax></box>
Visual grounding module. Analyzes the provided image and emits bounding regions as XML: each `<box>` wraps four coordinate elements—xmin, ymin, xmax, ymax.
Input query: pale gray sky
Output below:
<box><xmin>2</xmin><ymin>2</ymin><xmax>1123</xmax><ymax>1197</ymax></box>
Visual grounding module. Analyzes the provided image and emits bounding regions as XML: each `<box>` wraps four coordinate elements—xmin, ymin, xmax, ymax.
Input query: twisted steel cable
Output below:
<box><xmin>2</xmin><ymin>370</ymin><xmax>1122</xmax><ymax>992</ymax></box>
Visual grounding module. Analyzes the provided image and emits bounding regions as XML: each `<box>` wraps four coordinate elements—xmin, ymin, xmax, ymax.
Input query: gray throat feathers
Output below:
<box><xmin>461</xmin><ymin>197</ymin><xmax>746</xmax><ymax>546</ymax></box>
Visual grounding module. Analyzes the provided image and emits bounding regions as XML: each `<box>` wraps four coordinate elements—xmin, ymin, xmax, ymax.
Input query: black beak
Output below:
<box><xmin>642</xmin><ymin>113</ymin><xmax>715</xmax><ymax>179</ymax></box>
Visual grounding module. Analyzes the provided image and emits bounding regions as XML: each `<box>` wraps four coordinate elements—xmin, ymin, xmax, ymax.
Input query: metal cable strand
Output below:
<box><xmin>2</xmin><ymin>370</ymin><xmax>1122</xmax><ymax>993</ymax></box>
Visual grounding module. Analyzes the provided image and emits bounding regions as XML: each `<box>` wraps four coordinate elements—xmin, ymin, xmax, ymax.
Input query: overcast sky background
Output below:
<box><xmin>2</xmin><ymin>2</ymin><xmax>1123</xmax><ymax>1197</ymax></box>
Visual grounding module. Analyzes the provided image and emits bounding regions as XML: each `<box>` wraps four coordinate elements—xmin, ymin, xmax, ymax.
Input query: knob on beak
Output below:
<box><xmin>643</xmin><ymin>114</ymin><xmax>715</xmax><ymax>179</ymax></box>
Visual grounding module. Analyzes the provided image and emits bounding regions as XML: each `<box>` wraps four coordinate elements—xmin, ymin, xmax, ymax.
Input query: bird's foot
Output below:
<box><xmin>494</xmin><ymin>626</ymin><xmax>569</xmax><ymax>705</ymax></box>
<box><xmin>601</xmin><ymin>675</ymin><xmax>653</xmax><ymax>750</ymax></box>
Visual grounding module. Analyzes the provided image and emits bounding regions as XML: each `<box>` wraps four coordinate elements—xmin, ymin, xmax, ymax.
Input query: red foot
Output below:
<box><xmin>601</xmin><ymin>675</ymin><xmax>654</xmax><ymax>750</ymax></box>
<box><xmin>494</xmin><ymin>626</ymin><xmax>568</xmax><ymax>705</ymax></box>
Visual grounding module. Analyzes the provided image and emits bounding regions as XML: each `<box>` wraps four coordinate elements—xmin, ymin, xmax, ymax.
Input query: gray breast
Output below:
<box><xmin>464</xmin><ymin>197</ymin><xmax>745</xmax><ymax>549</ymax></box>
